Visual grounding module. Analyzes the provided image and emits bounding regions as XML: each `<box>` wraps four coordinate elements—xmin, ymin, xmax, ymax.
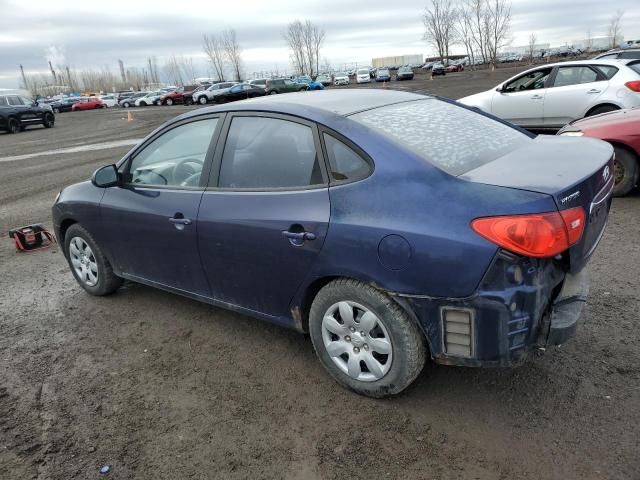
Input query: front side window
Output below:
<box><xmin>219</xmin><ymin>116</ymin><xmax>323</xmax><ymax>189</ymax></box>
<box><xmin>503</xmin><ymin>68</ymin><xmax>552</xmax><ymax>92</ymax></box>
<box><xmin>0</xmin><ymin>96</ymin><xmax>7</xmax><ymax>106</ymax></box>
<box><xmin>553</xmin><ymin>66</ymin><xmax>599</xmax><ymax>87</ymax></box>
<box><xmin>7</xmin><ymin>96</ymin><xmax>23</xmax><ymax>106</ymax></box>
<box><xmin>351</xmin><ymin>99</ymin><xmax>529</xmax><ymax>176</ymax></box>
<box><xmin>323</xmin><ymin>133</ymin><xmax>371</xmax><ymax>182</ymax></box>
<box><xmin>127</xmin><ymin>118</ymin><xmax>218</xmax><ymax>187</ymax></box>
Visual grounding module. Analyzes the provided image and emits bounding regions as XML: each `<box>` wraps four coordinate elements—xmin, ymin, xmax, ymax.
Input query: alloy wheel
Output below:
<box><xmin>69</xmin><ymin>236</ymin><xmax>99</xmax><ymax>287</ymax></box>
<box><xmin>614</xmin><ymin>160</ymin><xmax>624</xmax><ymax>187</ymax></box>
<box><xmin>321</xmin><ymin>301</ymin><xmax>393</xmax><ymax>382</ymax></box>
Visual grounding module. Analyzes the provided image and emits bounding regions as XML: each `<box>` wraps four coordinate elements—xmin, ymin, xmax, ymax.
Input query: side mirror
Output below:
<box><xmin>496</xmin><ymin>86</ymin><xmax>504</xmax><ymax>93</ymax></box>
<box><xmin>92</xmin><ymin>164</ymin><xmax>119</xmax><ymax>188</ymax></box>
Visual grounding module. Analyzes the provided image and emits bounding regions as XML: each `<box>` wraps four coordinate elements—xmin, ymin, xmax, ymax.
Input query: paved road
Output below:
<box><xmin>1</xmin><ymin>70</ymin><xmax>639</xmax><ymax>479</ymax></box>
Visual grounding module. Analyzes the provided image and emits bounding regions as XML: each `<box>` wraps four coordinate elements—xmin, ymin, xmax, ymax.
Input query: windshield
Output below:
<box><xmin>378</xmin><ymin>70</ymin><xmax>389</xmax><ymax>75</ymax></box>
<box><xmin>357</xmin><ymin>69</ymin><xmax>369</xmax><ymax>75</ymax></box>
<box><xmin>350</xmin><ymin>99</ymin><xmax>530</xmax><ymax>176</ymax></box>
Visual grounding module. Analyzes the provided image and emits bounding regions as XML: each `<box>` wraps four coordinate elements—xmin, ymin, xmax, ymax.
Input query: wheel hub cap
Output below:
<box><xmin>321</xmin><ymin>301</ymin><xmax>393</xmax><ymax>382</ymax></box>
<box><xmin>69</xmin><ymin>236</ymin><xmax>99</xmax><ymax>287</ymax></box>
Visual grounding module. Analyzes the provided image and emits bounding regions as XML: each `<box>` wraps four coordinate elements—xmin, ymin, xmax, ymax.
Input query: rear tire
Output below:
<box><xmin>43</xmin><ymin>113</ymin><xmax>55</xmax><ymax>128</ymax></box>
<box><xmin>587</xmin><ymin>105</ymin><xmax>619</xmax><ymax>117</ymax></box>
<box><xmin>309</xmin><ymin>279</ymin><xmax>427</xmax><ymax>398</ymax></box>
<box><xmin>7</xmin><ymin>118</ymin><xmax>20</xmax><ymax>134</ymax></box>
<box><xmin>613</xmin><ymin>147</ymin><xmax>639</xmax><ymax>197</ymax></box>
<box><xmin>269</xmin><ymin>90</ymin><xmax>278</xmax><ymax>95</ymax></box>
<box><xmin>166</xmin><ymin>98</ymin><xmax>174</xmax><ymax>106</ymax></box>
<box><xmin>64</xmin><ymin>224</ymin><xmax>123</xmax><ymax>296</ymax></box>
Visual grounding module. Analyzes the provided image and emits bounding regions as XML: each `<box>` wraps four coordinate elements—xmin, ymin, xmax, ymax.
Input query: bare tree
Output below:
<box><xmin>163</xmin><ymin>56</ymin><xmax>184</xmax><ymax>86</ymax></box>
<box><xmin>456</xmin><ymin>2</ymin><xmax>476</xmax><ymax>68</ymax></box>
<box><xmin>527</xmin><ymin>32</ymin><xmax>537</xmax><ymax>62</ymax></box>
<box><xmin>608</xmin><ymin>10</ymin><xmax>624</xmax><ymax>48</ymax></box>
<box><xmin>423</xmin><ymin>0</ymin><xmax>458</xmax><ymax>63</ymax></box>
<box><xmin>284</xmin><ymin>20</ymin><xmax>325</xmax><ymax>77</ymax></box>
<box><xmin>484</xmin><ymin>0</ymin><xmax>512</xmax><ymax>67</ymax></box>
<box><xmin>585</xmin><ymin>28</ymin><xmax>594</xmax><ymax>53</ymax></box>
<box><xmin>222</xmin><ymin>29</ymin><xmax>243</xmax><ymax>81</ymax></box>
<box><xmin>202</xmin><ymin>34</ymin><xmax>226</xmax><ymax>81</ymax></box>
<box><xmin>180</xmin><ymin>57</ymin><xmax>197</xmax><ymax>84</ymax></box>
<box><xmin>284</xmin><ymin>20</ymin><xmax>306</xmax><ymax>75</ymax></box>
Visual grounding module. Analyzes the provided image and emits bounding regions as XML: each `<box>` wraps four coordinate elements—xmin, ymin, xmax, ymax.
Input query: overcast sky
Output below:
<box><xmin>0</xmin><ymin>0</ymin><xmax>638</xmax><ymax>87</ymax></box>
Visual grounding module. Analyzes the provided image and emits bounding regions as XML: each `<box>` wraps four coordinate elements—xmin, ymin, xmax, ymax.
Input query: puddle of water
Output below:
<box><xmin>0</xmin><ymin>138</ymin><xmax>142</xmax><ymax>163</ymax></box>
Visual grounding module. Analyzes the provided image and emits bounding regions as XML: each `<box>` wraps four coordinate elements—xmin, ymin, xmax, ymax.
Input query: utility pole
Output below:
<box><xmin>19</xmin><ymin>64</ymin><xmax>28</xmax><ymax>90</ymax></box>
<box><xmin>118</xmin><ymin>59</ymin><xmax>126</xmax><ymax>84</ymax></box>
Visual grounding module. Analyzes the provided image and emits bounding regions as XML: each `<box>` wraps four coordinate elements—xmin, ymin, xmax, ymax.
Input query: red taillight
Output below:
<box><xmin>625</xmin><ymin>81</ymin><xmax>640</xmax><ymax>92</ymax></box>
<box><xmin>471</xmin><ymin>207</ymin><xmax>585</xmax><ymax>258</ymax></box>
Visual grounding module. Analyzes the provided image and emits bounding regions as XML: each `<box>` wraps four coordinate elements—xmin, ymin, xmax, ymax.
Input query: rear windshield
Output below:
<box><xmin>350</xmin><ymin>99</ymin><xmax>530</xmax><ymax>176</ymax></box>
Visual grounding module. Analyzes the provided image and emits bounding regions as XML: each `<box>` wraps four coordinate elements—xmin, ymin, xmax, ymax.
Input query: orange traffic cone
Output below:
<box><xmin>127</xmin><ymin>111</ymin><xmax>132</xmax><ymax>122</ymax></box>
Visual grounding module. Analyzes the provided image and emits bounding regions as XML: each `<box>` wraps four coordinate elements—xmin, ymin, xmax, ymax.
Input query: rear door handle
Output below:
<box><xmin>282</xmin><ymin>228</ymin><xmax>316</xmax><ymax>246</ymax></box>
<box><xmin>530</xmin><ymin>94</ymin><xmax>543</xmax><ymax>100</ymax></box>
<box><xmin>587</xmin><ymin>89</ymin><xmax>601</xmax><ymax>94</ymax></box>
<box><xmin>169</xmin><ymin>217</ymin><xmax>192</xmax><ymax>225</ymax></box>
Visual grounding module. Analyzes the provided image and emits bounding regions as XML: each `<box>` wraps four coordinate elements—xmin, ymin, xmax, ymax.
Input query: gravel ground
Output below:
<box><xmin>1</xmin><ymin>67</ymin><xmax>639</xmax><ymax>480</ymax></box>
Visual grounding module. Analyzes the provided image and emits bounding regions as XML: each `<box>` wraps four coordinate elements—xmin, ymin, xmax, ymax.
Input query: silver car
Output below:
<box><xmin>459</xmin><ymin>59</ymin><xmax>640</xmax><ymax>129</ymax></box>
<box><xmin>192</xmin><ymin>82</ymin><xmax>238</xmax><ymax>105</ymax></box>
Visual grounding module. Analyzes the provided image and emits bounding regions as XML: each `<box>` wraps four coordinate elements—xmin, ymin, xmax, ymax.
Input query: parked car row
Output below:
<box><xmin>460</xmin><ymin>58</ymin><xmax>640</xmax><ymax>195</ymax></box>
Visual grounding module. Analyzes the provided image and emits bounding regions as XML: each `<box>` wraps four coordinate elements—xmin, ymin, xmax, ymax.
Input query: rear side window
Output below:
<box><xmin>0</xmin><ymin>97</ymin><xmax>7</xmax><ymax>106</ymax></box>
<box><xmin>597</xmin><ymin>53</ymin><xmax>618</xmax><ymax>59</ymax></box>
<box><xmin>619</xmin><ymin>51</ymin><xmax>640</xmax><ymax>59</ymax></box>
<box><xmin>219</xmin><ymin>116</ymin><xmax>324</xmax><ymax>189</ymax></box>
<box><xmin>553</xmin><ymin>66</ymin><xmax>599</xmax><ymax>87</ymax></box>
<box><xmin>350</xmin><ymin>99</ymin><xmax>529</xmax><ymax>176</ymax></box>
<box><xmin>7</xmin><ymin>96</ymin><xmax>23</xmax><ymax>106</ymax></box>
<box><xmin>628</xmin><ymin>62</ymin><xmax>640</xmax><ymax>75</ymax></box>
<box><xmin>323</xmin><ymin>133</ymin><xmax>371</xmax><ymax>182</ymax></box>
<box><xmin>593</xmin><ymin>65</ymin><xmax>619</xmax><ymax>79</ymax></box>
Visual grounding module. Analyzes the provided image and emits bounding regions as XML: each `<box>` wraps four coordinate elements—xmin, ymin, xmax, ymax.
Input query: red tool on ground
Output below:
<box><xmin>9</xmin><ymin>224</ymin><xmax>56</xmax><ymax>252</ymax></box>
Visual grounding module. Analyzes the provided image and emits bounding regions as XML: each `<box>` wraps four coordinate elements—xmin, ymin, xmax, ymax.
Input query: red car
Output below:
<box><xmin>159</xmin><ymin>85</ymin><xmax>200</xmax><ymax>106</ymax></box>
<box><xmin>558</xmin><ymin>108</ymin><xmax>640</xmax><ymax>196</ymax></box>
<box><xmin>71</xmin><ymin>97</ymin><xmax>106</xmax><ymax>111</ymax></box>
<box><xmin>446</xmin><ymin>63</ymin><xmax>464</xmax><ymax>73</ymax></box>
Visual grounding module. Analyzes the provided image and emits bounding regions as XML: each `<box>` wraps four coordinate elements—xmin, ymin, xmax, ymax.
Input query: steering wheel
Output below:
<box><xmin>172</xmin><ymin>158</ymin><xmax>203</xmax><ymax>185</ymax></box>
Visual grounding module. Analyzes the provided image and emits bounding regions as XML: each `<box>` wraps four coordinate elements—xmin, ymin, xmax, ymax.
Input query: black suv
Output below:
<box><xmin>0</xmin><ymin>94</ymin><xmax>55</xmax><ymax>133</ymax></box>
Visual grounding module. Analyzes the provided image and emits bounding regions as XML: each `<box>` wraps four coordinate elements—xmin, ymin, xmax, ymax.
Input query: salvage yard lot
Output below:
<box><xmin>1</xmin><ymin>67</ymin><xmax>639</xmax><ymax>479</ymax></box>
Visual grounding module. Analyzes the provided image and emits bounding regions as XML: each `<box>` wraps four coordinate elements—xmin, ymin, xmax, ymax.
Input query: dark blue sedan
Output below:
<box><xmin>52</xmin><ymin>90</ymin><xmax>614</xmax><ymax>397</ymax></box>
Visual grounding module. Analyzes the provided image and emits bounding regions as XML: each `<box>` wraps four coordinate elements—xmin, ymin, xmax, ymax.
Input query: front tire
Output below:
<box><xmin>309</xmin><ymin>279</ymin><xmax>427</xmax><ymax>398</ymax></box>
<box><xmin>64</xmin><ymin>224</ymin><xmax>123</xmax><ymax>296</ymax></box>
<box><xmin>198</xmin><ymin>96</ymin><xmax>208</xmax><ymax>105</ymax></box>
<box><xmin>613</xmin><ymin>147</ymin><xmax>639</xmax><ymax>197</ymax></box>
<box><xmin>122</xmin><ymin>101</ymin><xmax>131</xmax><ymax>108</ymax></box>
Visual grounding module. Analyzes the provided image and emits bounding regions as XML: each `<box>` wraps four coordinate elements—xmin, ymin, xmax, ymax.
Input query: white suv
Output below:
<box><xmin>459</xmin><ymin>59</ymin><xmax>640</xmax><ymax>129</ymax></box>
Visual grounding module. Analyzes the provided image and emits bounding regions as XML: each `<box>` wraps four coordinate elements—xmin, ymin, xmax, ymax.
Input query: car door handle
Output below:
<box><xmin>169</xmin><ymin>217</ymin><xmax>192</xmax><ymax>225</ymax></box>
<box><xmin>530</xmin><ymin>94</ymin><xmax>543</xmax><ymax>100</ymax></box>
<box><xmin>282</xmin><ymin>228</ymin><xmax>316</xmax><ymax>246</ymax></box>
<box><xmin>587</xmin><ymin>89</ymin><xmax>601</xmax><ymax>94</ymax></box>
<box><xmin>282</xmin><ymin>230</ymin><xmax>316</xmax><ymax>240</ymax></box>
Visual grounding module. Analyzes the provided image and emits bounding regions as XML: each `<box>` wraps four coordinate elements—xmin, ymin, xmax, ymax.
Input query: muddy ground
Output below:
<box><xmin>1</xmin><ymin>66</ymin><xmax>639</xmax><ymax>480</ymax></box>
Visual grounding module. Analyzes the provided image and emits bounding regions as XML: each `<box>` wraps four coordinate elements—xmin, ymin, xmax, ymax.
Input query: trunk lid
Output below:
<box><xmin>461</xmin><ymin>136</ymin><xmax>614</xmax><ymax>271</ymax></box>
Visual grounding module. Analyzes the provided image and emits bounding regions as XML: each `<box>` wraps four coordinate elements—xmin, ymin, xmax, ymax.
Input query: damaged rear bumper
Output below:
<box><xmin>394</xmin><ymin>250</ymin><xmax>589</xmax><ymax>368</ymax></box>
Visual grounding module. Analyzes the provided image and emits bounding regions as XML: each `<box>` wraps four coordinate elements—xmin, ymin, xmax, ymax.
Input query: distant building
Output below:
<box><xmin>502</xmin><ymin>43</ymin><xmax>550</xmax><ymax>56</ymax></box>
<box><xmin>372</xmin><ymin>54</ymin><xmax>424</xmax><ymax>68</ymax></box>
<box><xmin>572</xmin><ymin>36</ymin><xmax>622</xmax><ymax>51</ymax></box>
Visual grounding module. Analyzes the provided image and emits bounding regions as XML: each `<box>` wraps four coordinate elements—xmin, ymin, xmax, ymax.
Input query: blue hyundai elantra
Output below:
<box><xmin>52</xmin><ymin>89</ymin><xmax>614</xmax><ymax>397</ymax></box>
